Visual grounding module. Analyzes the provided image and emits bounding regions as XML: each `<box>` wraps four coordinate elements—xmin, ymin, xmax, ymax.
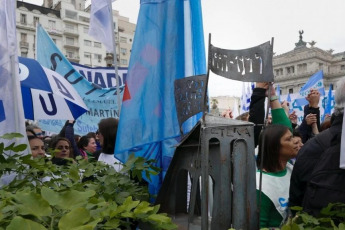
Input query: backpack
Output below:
<box><xmin>302</xmin><ymin>128</ymin><xmax>345</xmax><ymax>216</ymax></box>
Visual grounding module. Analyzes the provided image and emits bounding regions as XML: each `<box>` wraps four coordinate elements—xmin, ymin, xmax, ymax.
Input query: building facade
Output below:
<box><xmin>273</xmin><ymin>32</ymin><xmax>345</xmax><ymax>94</ymax></box>
<box><xmin>16</xmin><ymin>0</ymin><xmax>135</xmax><ymax>68</ymax></box>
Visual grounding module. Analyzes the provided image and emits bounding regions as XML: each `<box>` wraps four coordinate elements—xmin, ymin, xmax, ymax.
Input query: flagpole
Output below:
<box><xmin>10</xmin><ymin>54</ymin><xmax>20</xmax><ymax>134</ymax></box>
<box><xmin>108</xmin><ymin>0</ymin><xmax>121</xmax><ymax>117</ymax></box>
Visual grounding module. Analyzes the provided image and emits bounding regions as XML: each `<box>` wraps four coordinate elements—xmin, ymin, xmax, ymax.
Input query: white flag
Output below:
<box><xmin>0</xmin><ymin>0</ymin><xmax>28</xmax><ymax>186</ymax></box>
<box><xmin>0</xmin><ymin>0</ymin><xmax>26</xmax><ymax>137</ymax></box>
<box><xmin>240</xmin><ymin>82</ymin><xmax>253</xmax><ymax>114</ymax></box>
<box><xmin>89</xmin><ymin>0</ymin><xmax>115</xmax><ymax>52</ymax></box>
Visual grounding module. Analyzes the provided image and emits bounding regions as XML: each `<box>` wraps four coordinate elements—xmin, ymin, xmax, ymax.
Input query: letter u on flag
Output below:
<box><xmin>115</xmin><ymin>0</ymin><xmax>206</xmax><ymax>195</ymax></box>
<box><xmin>0</xmin><ymin>0</ymin><xmax>26</xmax><ymax>139</ymax></box>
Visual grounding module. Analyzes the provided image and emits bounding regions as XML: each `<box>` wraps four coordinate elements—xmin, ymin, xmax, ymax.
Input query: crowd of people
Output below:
<box><xmin>247</xmin><ymin>80</ymin><xmax>345</xmax><ymax>228</ymax></box>
<box><xmin>25</xmin><ymin>118</ymin><xmax>121</xmax><ymax>170</ymax></box>
<box><xmin>23</xmin><ymin>78</ymin><xmax>345</xmax><ymax>229</ymax></box>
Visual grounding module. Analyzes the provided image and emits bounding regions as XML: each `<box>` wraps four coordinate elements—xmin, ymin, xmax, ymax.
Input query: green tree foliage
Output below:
<box><xmin>281</xmin><ymin>204</ymin><xmax>345</xmax><ymax>230</ymax></box>
<box><xmin>0</xmin><ymin>133</ymin><xmax>177</xmax><ymax>230</ymax></box>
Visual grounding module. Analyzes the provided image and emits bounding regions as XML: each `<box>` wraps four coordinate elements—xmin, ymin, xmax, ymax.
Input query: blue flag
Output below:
<box><xmin>297</xmin><ymin>70</ymin><xmax>325</xmax><ymax>107</ymax></box>
<box><xmin>300</xmin><ymin>70</ymin><xmax>325</xmax><ymax>97</ymax></box>
<box><xmin>36</xmin><ymin>24</ymin><xmax>124</xmax><ymax>135</ymax></box>
<box><xmin>324</xmin><ymin>84</ymin><xmax>333</xmax><ymax>120</ymax></box>
<box><xmin>115</xmin><ymin>0</ymin><xmax>206</xmax><ymax>195</ymax></box>
<box><xmin>286</xmin><ymin>93</ymin><xmax>293</xmax><ymax>113</ymax></box>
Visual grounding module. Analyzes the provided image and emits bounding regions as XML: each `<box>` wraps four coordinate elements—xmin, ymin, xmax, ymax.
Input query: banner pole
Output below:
<box><xmin>108</xmin><ymin>0</ymin><xmax>121</xmax><ymax>117</ymax></box>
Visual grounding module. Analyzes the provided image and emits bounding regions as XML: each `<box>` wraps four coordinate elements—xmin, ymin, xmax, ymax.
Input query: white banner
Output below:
<box><xmin>72</xmin><ymin>63</ymin><xmax>127</xmax><ymax>89</ymax></box>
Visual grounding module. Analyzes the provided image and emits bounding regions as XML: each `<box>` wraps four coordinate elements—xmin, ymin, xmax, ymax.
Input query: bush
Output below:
<box><xmin>0</xmin><ymin>133</ymin><xmax>177</xmax><ymax>230</ymax></box>
<box><xmin>281</xmin><ymin>203</ymin><xmax>345</xmax><ymax>230</ymax></box>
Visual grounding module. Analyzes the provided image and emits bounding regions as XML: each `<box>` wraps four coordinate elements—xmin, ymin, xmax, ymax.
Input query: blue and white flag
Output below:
<box><xmin>0</xmin><ymin>0</ymin><xmax>26</xmax><ymax>139</ymax></box>
<box><xmin>240</xmin><ymin>82</ymin><xmax>253</xmax><ymax>114</ymax></box>
<box><xmin>89</xmin><ymin>0</ymin><xmax>114</xmax><ymax>52</ymax></box>
<box><xmin>300</xmin><ymin>70</ymin><xmax>325</xmax><ymax>97</ymax></box>
<box><xmin>323</xmin><ymin>84</ymin><xmax>334</xmax><ymax>122</ymax></box>
<box><xmin>115</xmin><ymin>0</ymin><xmax>206</xmax><ymax>196</ymax></box>
<box><xmin>36</xmin><ymin>24</ymin><xmax>123</xmax><ymax>135</ymax></box>
<box><xmin>19</xmin><ymin>57</ymin><xmax>88</xmax><ymax>120</ymax></box>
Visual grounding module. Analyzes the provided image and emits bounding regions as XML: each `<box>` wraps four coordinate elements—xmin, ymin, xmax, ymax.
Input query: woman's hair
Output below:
<box><xmin>77</xmin><ymin>135</ymin><xmax>93</xmax><ymax>149</ymax></box>
<box><xmin>256</xmin><ymin>124</ymin><xmax>290</xmax><ymax>172</ymax></box>
<box><xmin>26</xmin><ymin>128</ymin><xmax>37</xmax><ymax>137</ymax></box>
<box><xmin>87</xmin><ymin>132</ymin><xmax>96</xmax><ymax>139</ymax></box>
<box><xmin>98</xmin><ymin>118</ymin><xmax>118</xmax><ymax>154</ymax></box>
<box><xmin>50</xmin><ymin>137</ymin><xmax>73</xmax><ymax>158</ymax></box>
<box><xmin>292</xmin><ymin>129</ymin><xmax>302</xmax><ymax>139</ymax></box>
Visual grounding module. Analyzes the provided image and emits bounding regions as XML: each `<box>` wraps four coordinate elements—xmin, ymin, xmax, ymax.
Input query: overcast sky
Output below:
<box><xmin>25</xmin><ymin>0</ymin><xmax>345</xmax><ymax>97</ymax></box>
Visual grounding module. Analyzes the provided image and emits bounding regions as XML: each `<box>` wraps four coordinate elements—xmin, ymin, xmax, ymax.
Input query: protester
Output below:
<box><xmin>59</xmin><ymin>120</ymin><xmax>81</xmax><ymax>157</ymax></box>
<box><xmin>50</xmin><ymin>137</ymin><xmax>73</xmax><ymax>165</ymax></box>
<box><xmin>297</xmin><ymin>89</ymin><xmax>321</xmax><ymax>143</ymax></box>
<box><xmin>292</xmin><ymin>130</ymin><xmax>303</xmax><ymax>152</ymax></box>
<box><xmin>289</xmin><ymin>77</ymin><xmax>345</xmax><ymax>214</ymax></box>
<box><xmin>26</xmin><ymin>124</ymin><xmax>44</xmax><ymax>139</ymax></box>
<box><xmin>97</xmin><ymin>118</ymin><xmax>122</xmax><ymax>171</ymax></box>
<box><xmin>288</xmin><ymin>111</ymin><xmax>299</xmax><ymax>130</ymax></box>
<box><xmin>77</xmin><ymin>135</ymin><xmax>97</xmax><ymax>160</ymax></box>
<box><xmin>87</xmin><ymin>131</ymin><xmax>101</xmax><ymax>151</ymax></box>
<box><xmin>28</xmin><ymin>136</ymin><xmax>45</xmax><ymax>158</ymax></box>
<box><xmin>320</xmin><ymin>114</ymin><xmax>332</xmax><ymax>131</ymax></box>
<box><xmin>249</xmin><ymin>82</ymin><xmax>299</xmax><ymax>228</ymax></box>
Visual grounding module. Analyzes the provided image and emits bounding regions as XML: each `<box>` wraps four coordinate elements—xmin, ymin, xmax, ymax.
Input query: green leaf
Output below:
<box><xmin>58</xmin><ymin>190</ymin><xmax>95</xmax><ymax>209</ymax></box>
<box><xmin>14</xmin><ymin>191</ymin><xmax>52</xmax><ymax>218</ymax></box>
<box><xmin>148</xmin><ymin>213</ymin><xmax>172</xmax><ymax>224</ymax></box>
<box><xmin>1</xmin><ymin>133</ymin><xmax>23</xmax><ymax>140</ymax></box>
<box><xmin>0</xmin><ymin>142</ymin><xmax>4</xmax><ymax>154</ymax></box>
<box><xmin>290</xmin><ymin>206</ymin><xmax>303</xmax><ymax>211</ymax></box>
<box><xmin>71</xmin><ymin>218</ymin><xmax>102</xmax><ymax>230</ymax></box>
<box><xmin>7</xmin><ymin>216</ymin><xmax>47</xmax><ymax>230</ymax></box>
<box><xmin>300</xmin><ymin>213</ymin><xmax>319</xmax><ymax>225</ymax></box>
<box><xmin>122</xmin><ymin>196</ymin><xmax>140</xmax><ymax>212</ymax></box>
<box><xmin>134</xmin><ymin>201</ymin><xmax>154</xmax><ymax>215</ymax></box>
<box><xmin>11</xmin><ymin>144</ymin><xmax>28</xmax><ymax>152</ymax></box>
<box><xmin>339</xmin><ymin>223</ymin><xmax>345</xmax><ymax>230</ymax></box>
<box><xmin>4</xmin><ymin>143</ymin><xmax>15</xmax><ymax>151</ymax></box>
<box><xmin>41</xmin><ymin>187</ymin><xmax>60</xmax><ymax>206</ymax></box>
<box><xmin>69</xmin><ymin>165</ymin><xmax>80</xmax><ymax>181</ymax></box>
<box><xmin>58</xmin><ymin>207</ymin><xmax>90</xmax><ymax>230</ymax></box>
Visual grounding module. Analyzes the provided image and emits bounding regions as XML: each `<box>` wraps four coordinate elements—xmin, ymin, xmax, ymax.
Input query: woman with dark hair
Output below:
<box><xmin>97</xmin><ymin>118</ymin><xmax>122</xmax><ymax>171</ymax></box>
<box><xmin>77</xmin><ymin>135</ymin><xmax>97</xmax><ymax>160</ymax></box>
<box><xmin>50</xmin><ymin>137</ymin><xmax>73</xmax><ymax>165</ymax></box>
<box><xmin>256</xmin><ymin>125</ymin><xmax>299</xmax><ymax>228</ymax></box>
<box><xmin>249</xmin><ymin>82</ymin><xmax>299</xmax><ymax>228</ymax></box>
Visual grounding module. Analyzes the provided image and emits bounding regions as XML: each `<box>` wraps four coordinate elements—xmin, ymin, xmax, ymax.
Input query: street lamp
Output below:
<box><xmin>104</xmin><ymin>53</ymin><xmax>113</xmax><ymax>67</ymax></box>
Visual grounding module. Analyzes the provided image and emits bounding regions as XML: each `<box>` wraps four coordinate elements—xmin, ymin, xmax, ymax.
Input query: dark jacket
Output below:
<box><xmin>249</xmin><ymin>88</ymin><xmax>266</xmax><ymax>148</ymax></box>
<box><xmin>289</xmin><ymin>113</ymin><xmax>343</xmax><ymax>209</ymax></box>
<box><xmin>297</xmin><ymin>105</ymin><xmax>321</xmax><ymax>144</ymax></box>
